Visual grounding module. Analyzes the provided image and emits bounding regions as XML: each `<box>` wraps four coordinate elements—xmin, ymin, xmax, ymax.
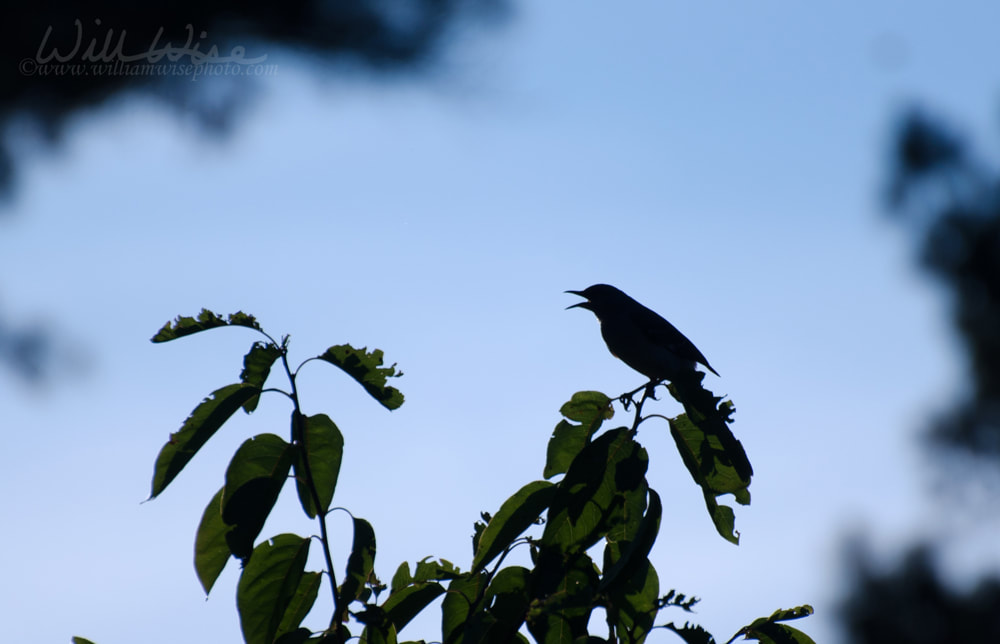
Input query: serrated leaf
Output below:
<box><xmin>194</xmin><ymin>487</ymin><xmax>230</xmax><ymax>594</ymax></box>
<box><xmin>664</xmin><ymin>622</ymin><xmax>716</xmax><ymax>644</ymax></box>
<box><xmin>221</xmin><ymin>434</ymin><xmax>296</xmax><ymax>562</ymax></box>
<box><xmin>292</xmin><ymin>412</ymin><xmax>344</xmax><ymax>519</ymax></box>
<box><xmin>151</xmin><ymin>309</ymin><xmax>262</xmax><ymax>342</ymax></box>
<box><xmin>237</xmin><ymin>534</ymin><xmax>311</xmax><ymax>644</ymax></box>
<box><xmin>240</xmin><ymin>342</ymin><xmax>282</xmax><ymax>413</ymax></box>
<box><xmin>150</xmin><ymin>383</ymin><xmax>261</xmax><ymax>498</ymax></box>
<box><xmin>317</xmin><ymin>344</ymin><xmax>404</xmax><ymax>410</ymax></box>
<box><xmin>472</xmin><ymin>480</ymin><xmax>554</xmax><ymax>571</ymax></box>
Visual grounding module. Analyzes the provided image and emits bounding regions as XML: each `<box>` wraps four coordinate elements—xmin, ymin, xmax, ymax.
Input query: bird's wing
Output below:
<box><xmin>631</xmin><ymin>305</ymin><xmax>719</xmax><ymax>376</ymax></box>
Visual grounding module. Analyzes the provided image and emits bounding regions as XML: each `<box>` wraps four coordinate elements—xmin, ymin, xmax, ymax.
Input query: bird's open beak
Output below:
<box><xmin>564</xmin><ymin>290</ymin><xmax>589</xmax><ymax>310</ymax></box>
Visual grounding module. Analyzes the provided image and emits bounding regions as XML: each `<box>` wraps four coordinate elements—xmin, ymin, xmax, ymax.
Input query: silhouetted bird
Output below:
<box><xmin>566</xmin><ymin>284</ymin><xmax>719</xmax><ymax>381</ymax></box>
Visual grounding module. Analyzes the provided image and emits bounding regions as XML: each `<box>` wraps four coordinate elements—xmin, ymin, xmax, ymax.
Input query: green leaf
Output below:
<box><xmin>606</xmin><ymin>558</ymin><xmax>659</xmax><ymax>643</ymax></box>
<box><xmin>150</xmin><ymin>383</ymin><xmax>261</xmax><ymax>498</ymax></box>
<box><xmin>738</xmin><ymin>622</ymin><xmax>816</xmax><ymax>644</ymax></box>
<box><xmin>339</xmin><ymin>518</ymin><xmax>377</xmax><ymax>613</ymax></box>
<box><xmin>599</xmin><ymin>489</ymin><xmax>662</xmax><ymax>593</ymax></box>
<box><xmin>381</xmin><ymin>582</ymin><xmax>446</xmax><ymax>632</ymax></box>
<box><xmin>221</xmin><ymin>434</ymin><xmax>296</xmax><ymax>562</ymax></box>
<box><xmin>737</xmin><ymin>605</ymin><xmax>815</xmax><ymax>644</ymax></box>
<box><xmin>317</xmin><ymin>344</ymin><xmax>404</xmax><ymax>410</ymax></box>
<box><xmin>544</xmin><ymin>421</ymin><xmax>588</xmax><ymax>481</ymax></box>
<box><xmin>275</xmin><ymin>572</ymin><xmax>322</xmax><ymax>642</ymax></box>
<box><xmin>474</xmin><ymin>566</ymin><xmax>531</xmax><ymax>639</ymax></box>
<box><xmin>560</xmin><ymin>391</ymin><xmax>613</xmax><ymax>424</ymax></box>
<box><xmin>151</xmin><ymin>309</ymin><xmax>263</xmax><ymax>342</ymax></box>
<box><xmin>274</xmin><ymin>628</ymin><xmax>313</xmax><ymax>644</ymax></box>
<box><xmin>358</xmin><ymin>607</ymin><xmax>399</xmax><ymax>644</ymax></box>
<box><xmin>700</xmin><ymin>490</ymin><xmax>738</xmax><ymax>545</ymax></box>
<box><xmin>768</xmin><ymin>606</ymin><xmax>814</xmax><ymax>622</ymax></box>
<box><xmin>292</xmin><ymin>412</ymin><xmax>344</xmax><ymax>519</ymax></box>
<box><xmin>412</xmin><ymin>557</ymin><xmax>463</xmax><ymax>583</ymax></box>
<box><xmin>472</xmin><ymin>480</ymin><xmax>555</xmax><ymax>571</ymax></box>
<box><xmin>525</xmin><ymin>553</ymin><xmax>599</xmax><ymax>643</ymax></box>
<box><xmin>72</xmin><ymin>638</ymin><xmax>98</xmax><ymax>644</ymax></box>
<box><xmin>441</xmin><ymin>573</ymin><xmax>489</xmax><ymax>644</ymax></box>
<box><xmin>668</xmin><ymin>408</ymin><xmax>751</xmax><ymax>545</ymax></box>
<box><xmin>543</xmin><ymin>428</ymin><xmax>648</xmax><ymax>555</ymax></box>
<box><xmin>390</xmin><ymin>562</ymin><xmax>412</xmax><ymax>593</ymax></box>
<box><xmin>544</xmin><ymin>392</ymin><xmax>614</xmax><ymax>479</ymax></box>
<box><xmin>240</xmin><ymin>342</ymin><xmax>282</xmax><ymax>413</ymax></box>
<box><xmin>237</xmin><ymin>534</ymin><xmax>311</xmax><ymax>644</ymax></box>
<box><xmin>194</xmin><ymin>487</ymin><xmax>230</xmax><ymax>594</ymax></box>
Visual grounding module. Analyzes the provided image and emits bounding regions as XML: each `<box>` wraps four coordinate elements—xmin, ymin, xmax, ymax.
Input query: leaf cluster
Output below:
<box><xmin>74</xmin><ymin>309</ymin><xmax>815</xmax><ymax>644</ymax></box>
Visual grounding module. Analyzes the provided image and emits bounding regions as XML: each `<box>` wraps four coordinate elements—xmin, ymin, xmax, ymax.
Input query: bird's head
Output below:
<box><xmin>565</xmin><ymin>284</ymin><xmax>628</xmax><ymax>315</ymax></box>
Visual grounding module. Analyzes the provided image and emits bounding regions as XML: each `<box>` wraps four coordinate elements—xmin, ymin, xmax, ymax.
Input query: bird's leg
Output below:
<box><xmin>618</xmin><ymin>382</ymin><xmax>649</xmax><ymax>411</ymax></box>
<box><xmin>627</xmin><ymin>380</ymin><xmax>662</xmax><ymax>433</ymax></box>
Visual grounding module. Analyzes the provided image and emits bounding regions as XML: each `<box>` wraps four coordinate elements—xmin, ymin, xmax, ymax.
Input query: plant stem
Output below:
<box><xmin>282</xmin><ymin>351</ymin><xmax>345</xmax><ymax>637</ymax></box>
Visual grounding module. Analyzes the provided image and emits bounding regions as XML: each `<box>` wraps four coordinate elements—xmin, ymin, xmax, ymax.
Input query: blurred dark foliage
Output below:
<box><xmin>839</xmin><ymin>108</ymin><xmax>1000</xmax><ymax>643</ymax></box>
<box><xmin>0</xmin><ymin>0</ymin><xmax>506</xmax><ymax>383</ymax></box>
<box><xmin>841</xmin><ymin>544</ymin><xmax>1000</xmax><ymax>643</ymax></box>
<box><xmin>0</xmin><ymin>312</ymin><xmax>49</xmax><ymax>382</ymax></box>
<box><xmin>0</xmin><ymin>0</ymin><xmax>507</xmax><ymax>195</ymax></box>
<box><xmin>887</xmin><ymin>109</ymin><xmax>1000</xmax><ymax>460</ymax></box>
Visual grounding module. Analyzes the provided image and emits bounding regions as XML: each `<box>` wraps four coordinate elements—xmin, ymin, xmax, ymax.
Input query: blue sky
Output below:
<box><xmin>3</xmin><ymin>2</ymin><xmax>1000</xmax><ymax>643</ymax></box>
